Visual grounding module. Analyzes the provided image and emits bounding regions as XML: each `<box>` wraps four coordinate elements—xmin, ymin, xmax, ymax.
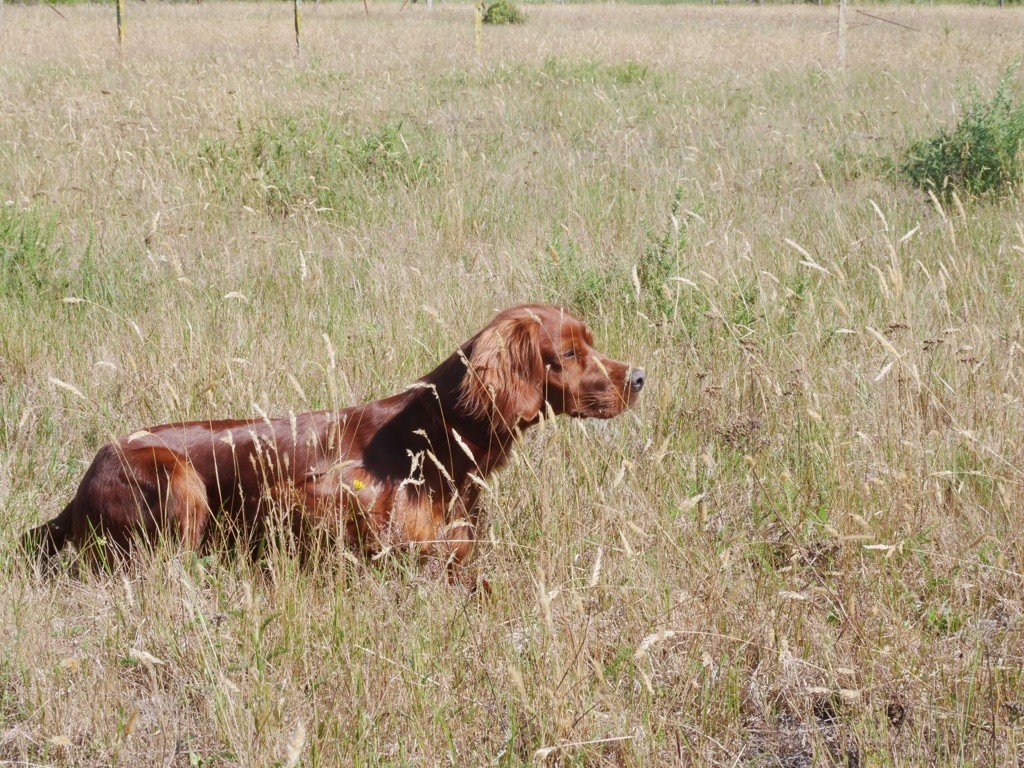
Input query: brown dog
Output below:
<box><xmin>24</xmin><ymin>304</ymin><xmax>645</xmax><ymax>583</ymax></box>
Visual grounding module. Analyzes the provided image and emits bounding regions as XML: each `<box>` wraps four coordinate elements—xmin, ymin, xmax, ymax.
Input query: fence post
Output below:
<box><xmin>294</xmin><ymin>0</ymin><xmax>302</xmax><ymax>55</ymax></box>
<box><xmin>475</xmin><ymin>1</ymin><xmax>483</xmax><ymax>56</ymax></box>
<box><xmin>837</xmin><ymin>0</ymin><xmax>847</xmax><ymax>68</ymax></box>
<box><xmin>116</xmin><ymin>0</ymin><xmax>125</xmax><ymax>46</ymax></box>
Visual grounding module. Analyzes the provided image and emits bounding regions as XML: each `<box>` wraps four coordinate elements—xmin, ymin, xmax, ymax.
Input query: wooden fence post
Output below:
<box><xmin>294</xmin><ymin>0</ymin><xmax>302</xmax><ymax>55</ymax></box>
<box><xmin>116</xmin><ymin>0</ymin><xmax>125</xmax><ymax>46</ymax></box>
<box><xmin>475</xmin><ymin>1</ymin><xmax>483</xmax><ymax>56</ymax></box>
<box><xmin>837</xmin><ymin>0</ymin><xmax>847</xmax><ymax>68</ymax></box>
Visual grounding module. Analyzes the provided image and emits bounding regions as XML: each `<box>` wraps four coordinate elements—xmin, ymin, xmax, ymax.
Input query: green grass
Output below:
<box><xmin>195</xmin><ymin>117</ymin><xmax>437</xmax><ymax>220</ymax></box>
<box><xmin>0</xmin><ymin>204</ymin><xmax>67</xmax><ymax>300</ymax></box>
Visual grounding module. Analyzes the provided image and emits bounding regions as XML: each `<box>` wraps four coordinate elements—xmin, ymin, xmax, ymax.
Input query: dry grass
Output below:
<box><xmin>2</xmin><ymin>3</ymin><xmax>1024</xmax><ymax>766</ymax></box>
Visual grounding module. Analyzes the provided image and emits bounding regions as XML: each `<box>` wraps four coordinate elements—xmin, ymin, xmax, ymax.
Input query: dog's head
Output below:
<box><xmin>460</xmin><ymin>304</ymin><xmax>645</xmax><ymax>429</ymax></box>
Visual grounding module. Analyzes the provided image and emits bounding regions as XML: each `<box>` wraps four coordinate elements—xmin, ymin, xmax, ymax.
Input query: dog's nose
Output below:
<box><xmin>629</xmin><ymin>368</ymin><xmax>646</xmax><ymax>392</ymax></box>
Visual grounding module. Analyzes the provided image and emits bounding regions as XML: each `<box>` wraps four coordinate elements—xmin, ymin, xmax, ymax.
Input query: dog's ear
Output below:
<box><xmin>460</xmin><ymin>312</ymin><xmax>544</xmax><ymax>427</ymax></box>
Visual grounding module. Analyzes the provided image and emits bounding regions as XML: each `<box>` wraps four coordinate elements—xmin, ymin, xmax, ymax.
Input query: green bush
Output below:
<box><xmin>901</xmin><ymin>69</ymin><xmax>1024</xmax><ymax>197</ymax></box>
<box><xmin>482</xmin><ymin>0</ymin><xmax>524</xmax><ymax>25</ymax></box>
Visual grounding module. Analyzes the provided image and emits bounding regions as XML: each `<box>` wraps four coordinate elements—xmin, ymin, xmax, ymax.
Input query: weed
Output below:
<box><xmin>540</xmin><ymin>56</ymin><xmax>663</xmax><ymax>89</ymax></box>
<box><xmin>636</xmin><ymin>187</ymin><xmax>688</xmax><ymax>322</ymax></box>
<box><xmin>195</xmin><ymin>117</ymin><xmax>435</xmax><ymax>219</ymax></box>
<box><xmin>295</xmin><ymin>59</ymin><xmax>348</xmax><ymax>90</ymax></box>
<box><xmin>482</xmin><ymin>0</ymin><xmax>525</xmax><ymax>25</ymax></box>
<box><xmin>604</xmin><ymin>60</ymin><xmax>651</xmax><ymax>85</ymax></box>
<box><xmin>901</xmin><ymin>67</ymin><xmax>1024</xmax><ymax>197</ymax></box>
<box><xmin>542</xmin><ymin>233</ymin><xmax>628</xmax><ymax>315</ymax></box>
<box><xmin>0</xmin><ymin>204</ymin><xmax>61</xmax><ymax>300</ymax></box>
<box><xmin>729</xmin><ymin>278</ymin><xmax>760</xmax><ymax>329</ymax></box>
<box><xmin>923</xmin><ymin>605</ymin><xmax>967</xmax><ymax>636</ymax></box>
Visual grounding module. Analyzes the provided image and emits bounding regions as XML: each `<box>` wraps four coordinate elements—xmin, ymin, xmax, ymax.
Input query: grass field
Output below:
<box><xmin>2</xmin><ymin>3</ymin><xmax>1024</xmax><ymax>766</ymax></box>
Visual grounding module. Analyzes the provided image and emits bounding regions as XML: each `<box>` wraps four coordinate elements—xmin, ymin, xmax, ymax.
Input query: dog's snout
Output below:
<box><xmin>629</xmin><ymin>368</ymin><xmax>646</xmax><ymax>392</ymax></box>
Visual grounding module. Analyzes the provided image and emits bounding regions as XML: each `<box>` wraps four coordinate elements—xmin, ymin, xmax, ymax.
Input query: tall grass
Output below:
<box><xmin>1</xmin><ymin>4</ymin><xmax>1024</xmax><ymax>766</ymax></box>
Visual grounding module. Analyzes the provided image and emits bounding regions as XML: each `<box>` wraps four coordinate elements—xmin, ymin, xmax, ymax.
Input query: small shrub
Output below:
<box><xmin>901</xmin><ymin>68</ymin><xmax>1024</xmax><ymax>197</ymax></box>
<box><xmin>482</xmin><ymin>0</ymin><xmax>524</xmax><ymax>26</ymax></box>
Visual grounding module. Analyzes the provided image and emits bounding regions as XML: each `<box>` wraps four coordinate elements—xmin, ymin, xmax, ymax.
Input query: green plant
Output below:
<box><xmin>542</xmin><ymin>233</ymin><xmax>628</xmax><ymax>315</ymax></box>
<box><xmin>636</xmin><ymin>187</ymin><xmax>687</xmax><ymax>320</ymax></box>
<box><xmin>605</xmin><ymin>60</ymin><xmax>651</xmax><ymax>86</ymax></box>
<box><xmin>195</xmin><ymin>118</ymin><xmax>435</xmax><ymax>219</ymax></box>
<box><xmin>482</xmin><ymin>0</ymin><xmax>524</xmax><ymax>25</ymax></box>
<box><xmin>901</xmin><ymin>67</ymin><xmax>1024</xmax><ymax>197</ymax></box>
<box><xmin>538</xmin><ymin>57</ymin><xmax>664</xmax><ymax>90</ymax></box>
<box><xmin>0</xmin><ymin>204</ymin><xmax>62</xmax><ymax>300</ymax></box>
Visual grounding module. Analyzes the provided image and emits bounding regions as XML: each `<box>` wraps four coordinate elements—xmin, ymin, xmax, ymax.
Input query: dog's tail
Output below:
<box><xmin>22</xmin><ymin>502</ymin><xmax>74</xmax><ymax>566</ymax></box>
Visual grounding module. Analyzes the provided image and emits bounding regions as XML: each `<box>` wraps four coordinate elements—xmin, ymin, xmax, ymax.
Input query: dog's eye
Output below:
<box><xmin>562</xmin><ymin>349</ymin><xmax>576</xmax><ymax>360</ymax></box>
